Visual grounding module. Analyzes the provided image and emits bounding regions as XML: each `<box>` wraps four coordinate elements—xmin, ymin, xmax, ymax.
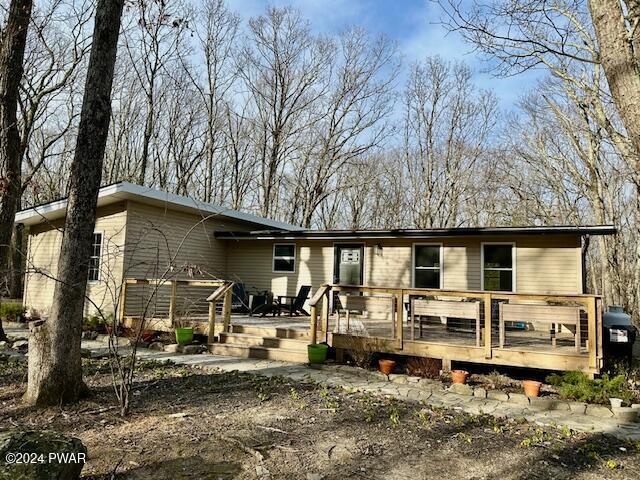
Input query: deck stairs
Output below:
<box><xmin>208</xmin><ymin>324</ymin><xmax>311</xmax><ymax>362</ymax></box>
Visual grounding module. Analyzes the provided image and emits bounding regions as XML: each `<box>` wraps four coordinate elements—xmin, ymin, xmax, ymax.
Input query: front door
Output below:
<box><xmin>333</xmin><ymin>244</ymin><xmax>364</xmax><ymax>285</ymax></box>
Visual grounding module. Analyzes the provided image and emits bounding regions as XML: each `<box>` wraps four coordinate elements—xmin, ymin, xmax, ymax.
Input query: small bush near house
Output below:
<box><xmin>546</xmin><ymin>371</ymin><xmax>635</xmax><ymax>405</ymax></box>
<box><xmin>83</xmin><ymin>313</ymin><xmax>105</xmax><ymax>331</ymax></box>
<box><xmin>405</xmin><ymin>357</ymin><xmax>442</xmax><ymax>379</ymax></box>
<box><xmin>0</xmin><ymin>302</ymin><xmax>24</xmax><ymax>322</ymax></box>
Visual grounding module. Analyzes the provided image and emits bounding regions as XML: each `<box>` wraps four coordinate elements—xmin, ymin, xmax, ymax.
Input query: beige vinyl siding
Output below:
<box><xmin>24</xmin><ymin>202</ymin><xmax>128</xmax><ymax>316</ymax></box>
<box><xmin>225</xmin><ymin>235</ymin><xmax>582</xmax><ymax>297</ymax></box>
<box><xmin>225</xmin><ymin>240</ymin><xmax>334</xmax><ymax>297</ymax></box>
<box><xmin>514</xmin><ymin>235</ymin><xmax>581</xmax><ymax>294</ymax></box>
<box><xmin>122</xmin><ymin>201</ymin><xmax>255</xmax><ymax>317</ymax></box>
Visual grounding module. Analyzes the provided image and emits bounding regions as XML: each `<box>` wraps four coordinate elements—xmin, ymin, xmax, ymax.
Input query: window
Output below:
<box><xmin>413</xmin><ymin>244</ymin><xmax>442</xmax><ymax>289</ymax></box>
<box><xmin>88</xmin><ymin>233</ymin><xmax>102</xmax><ymax>281</ymax></box>
<box><xmin>482</xmin><ymin>243</ymin><xmax>514</xmax><ymax>292</ymax></box>
<box><xmin>273</xmin><ymin>244</ymin><xmax>295</xmax><ymax>272</ymax></box>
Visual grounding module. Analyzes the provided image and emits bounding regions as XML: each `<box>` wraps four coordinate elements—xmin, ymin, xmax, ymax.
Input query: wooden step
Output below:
<box><xmin>230</xmin><ymin>324</ymin><xmax>310</xmax><ymax>340</ymax></box>
<box><xmin>218</xmin><ymin>332</ymin><xmax>308</xmax><ymax>350</ymax></box>
<box><xmin>208</xmin><ymin>343</ymin><xmax>309</xmax><ymax>363</ymax></box>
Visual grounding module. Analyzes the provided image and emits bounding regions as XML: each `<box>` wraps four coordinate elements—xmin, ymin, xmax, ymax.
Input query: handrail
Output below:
<box><xmin>206</xmin><ymin>281</ymin><xmax>234</xmax><ymax>302</ymax></box>
<box><xmin>124</xmin><ymin>277</ymin><xmax>226</xmax><ymax>287</ymax></box>
<box><xmin>309</xmin><ymin>284</ymin><xmax>331</xmax><ymax>306</ymax></box>
<box><xmin>207</xmin><ymin>281</ymin><xmax>234</xmax><ymax>343</ymax></box>
<box><xmin>309</xmin><ymin>284</ymin><xmax>332</xmax><ymax>344</ymax></box>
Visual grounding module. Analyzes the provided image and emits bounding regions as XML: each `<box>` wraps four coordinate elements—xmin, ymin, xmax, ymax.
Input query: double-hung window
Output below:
<box><xmin>273</xmin><ymin>244</ymin><xmax>296</xmax><ymax>273</ymax></box>
<box><xmin>88</xmin><ymin>232</ymin><xmax>103</xmax><ymax>281</ymax></box>
<box><xmin>482</xmin><ymin>243</ymin><xmax>514</xmax><ymax>292</ymax></box>
<box><xmin>413</xmin><ymin>244</ymin><xmax>442</xmax><ymax>289</ymax></box>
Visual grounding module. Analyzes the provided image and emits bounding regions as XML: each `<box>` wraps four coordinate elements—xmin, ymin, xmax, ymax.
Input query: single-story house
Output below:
<box><xmin>16</xmin><ymin>182</ymin><xmax>615</xmax><ymax>315</ymax></box>
<box><xmin>15</xmin><ymin>182</ymin><xmax>616</xmax><ymax>373</ymax></box>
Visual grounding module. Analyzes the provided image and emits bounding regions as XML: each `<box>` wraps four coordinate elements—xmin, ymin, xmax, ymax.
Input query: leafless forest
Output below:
<box><xmin>2</xmin><ymin>0</ymin><xmax>637</xmax><ymax>315</ymax></box>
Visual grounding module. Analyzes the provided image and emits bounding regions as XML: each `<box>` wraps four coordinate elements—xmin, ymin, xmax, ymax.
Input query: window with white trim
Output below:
<box><xmin>88</xmin><ymin>233</ymin><xmax>102</xmax><ymax>281</ymax></box>
<box><xmin>273</xmin><ymin>244</ymin><xmax>295</xmax><ymax>272</ymax></box>
<box><xmin>413</xmin><ymin>244</ymin><xmax>441</xmax><ymax>288</ymax></box>
<box><xmin>482</xmin><ymin>244</ymin><xmax>514</xmax><ymax>291</ymax></box>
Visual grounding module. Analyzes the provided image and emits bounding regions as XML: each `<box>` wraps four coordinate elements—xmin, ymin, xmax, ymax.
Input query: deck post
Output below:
<box><xmin>395</xmin><ymin>289</ymin><xmax>404</xmax><ymax>349</ymax></box>
<box><xmin>310</xmin><ymin>305</ymin><xmax>318</xmax><ymax>344</ymax></box>
<box><xmin>168</xmin><ymin>280</ymin><xmax>178</xmax><ymax>326</ymax></box>
<box><xmin>596</xmin><ymin>297</ymin><xmax>603</xmax><ymax>368</ymax></box>
<box><xmin>208</xmin><ymin>300</ymin><xmax>216</xmax><ymax>343</ymax></box>
<box><xmin>117</xmin><ymin>281</ymin><xmax>128</xmax><ymax>326</ymax></box>
<box><xmin>587</xmin><ymin>297</ymin><xmax>597</xmax><ymax>370</ymax></box>
<box><xmin>484</xmin><ymin>293</ymin><xmax>492</xmax><ymax>359</ymax></box>
<box><xmin>222</xmin><ymin>287</ymin><xmax>233</xmax><ymax>333</ymax></box>
<box><xmin>321</xmin><ymin>291</ymin><xmax>330</xmax><ymax>343</ymax></box>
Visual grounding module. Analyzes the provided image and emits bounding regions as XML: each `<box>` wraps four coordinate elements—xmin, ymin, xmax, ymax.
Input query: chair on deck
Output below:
<box><xmin>231</xmin><ymin>283</ymin><xmax>249</xmax><ymax>313</ymax></box>
<box><xmin>260</xmin><ymin>285</ymin><xmax>312</xmax><ymax>317</ymax></box>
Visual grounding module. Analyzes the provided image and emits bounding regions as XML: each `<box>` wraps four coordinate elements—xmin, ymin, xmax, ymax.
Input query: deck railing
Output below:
<box><xmin>309</xmin><ymin>284</ymin><xmax>604</xmax><ymax>374</ymax></box>
<box><xmin>119</xmin><ymin>278</ymin><xmax>234</xmax><ymax>343</ymax></box>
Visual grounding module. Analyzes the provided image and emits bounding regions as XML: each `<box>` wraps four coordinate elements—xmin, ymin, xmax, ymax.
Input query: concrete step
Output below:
<box><xmin>219</xmin><ymin>332</ymin><xmax>308</xmax><ymax>350</ymax></box>
<box><xmin>230</xmin><ymin>324</ymin><xmax>309</xmax><ymax>340</ymax></box>
<box><xmin>208</xmin><ymin>343</ymin><xmax>309</xmax><ymax>363</ymax></box>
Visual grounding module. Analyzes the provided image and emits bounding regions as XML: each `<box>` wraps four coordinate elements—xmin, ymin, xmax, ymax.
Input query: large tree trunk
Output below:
<box><xmin>588</xmin><ymin>0</ymin><xmax>640</xmax><ymax>317</ymax></box>
<box><xmin>24</xmin><ymin>0</ymin><xmax>124</xmax><ymax>406</ymax></box>
<box><xmin>0</xmin><ymin>0</ymin><xmax>32</xmax><ymax>342</ymax></box>
<box><xmin>0</xmin><ymin>0</ymin><xmax>31</xmax><ymax>283</ymax></box>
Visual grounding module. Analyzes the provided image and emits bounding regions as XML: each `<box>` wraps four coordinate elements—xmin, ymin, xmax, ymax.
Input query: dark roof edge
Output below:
<box><xmin>215</xmin><ymin>225</ymin><xmax>617</xmax><ymax>240</ymax></box>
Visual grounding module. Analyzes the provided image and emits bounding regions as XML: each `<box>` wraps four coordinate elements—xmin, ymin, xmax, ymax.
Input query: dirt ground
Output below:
<box><xmin>1</xmin><ymin>358</ymin><xmax>640</xmax><ymax>480</ymax></box>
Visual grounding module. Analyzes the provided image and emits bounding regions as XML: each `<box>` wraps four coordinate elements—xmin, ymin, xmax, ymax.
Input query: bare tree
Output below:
<box><xmin>25</xmin><ymin>0</ymin><xmax>124</xmax><ymax>406</ymax></box>
<box><xmin>402</xmin><ymin>56</ymin><xmax>497</xmax><ymax>228</ymax></box>
<box><xmin>123</xmin><ymin>0</ymin><xmax>187</xmax><ymax>186</ymax></box>
<box><xmin>0</xmin><ymin>0</ymin><xmax>32</xmax><ymax>331</ymax></box>
<box><xmin>240</xmin><ymin>6</ymin><xmax>333</xmax><ymax>218</ymax></box>
<box><xmin>286</xmin><ymin>27</ymin><xmax>400</xmax><ymax>228</ymax></box>
<box><xmin>438</xmin><ymin>0</ymin><xmax>640</xmax><ymax>315</ymax></box>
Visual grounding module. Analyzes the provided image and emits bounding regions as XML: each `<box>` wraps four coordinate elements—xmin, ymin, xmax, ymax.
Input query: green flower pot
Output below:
<box><xmin>175</xmin><ymin>327</ymin><xmax>194</xmax><ymax>345</ymax></box>
<box><xmin>307</xmin><ymin>343</ymin><xmax>328</xmax><ymax>364</ymax></box>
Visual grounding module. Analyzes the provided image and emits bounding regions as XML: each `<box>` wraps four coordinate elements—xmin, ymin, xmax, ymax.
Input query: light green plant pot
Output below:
<box><xmin>175</xmin><ymin>327</ymin><xmax>194</xmax><ymax>345</ymax></box>
<box><xmin>307</xmin><ymin>343</ymin><xmax>328</xmax><ymax>364</ymax></box>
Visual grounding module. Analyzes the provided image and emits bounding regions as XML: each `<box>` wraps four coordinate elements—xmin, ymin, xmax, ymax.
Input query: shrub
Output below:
<box><xmin>546</xmin><ymin>371</ymin><xmax>634</xmax><ymax>405</ymax></box>
<box><xmin>341</xmin><ymin>326</ymin><xmax>375</xmax><ymax>369</ymax></box>
<box><xmin>83</xmin><ymin>313</ymin><xmax>105</xmax><ymax>330</ymax></box>
<box><xmin>405</xmin><ymin>357</ymin><xmax>442</xmax><ymax>379</ymax></box>
<box><xmin>0</xmin><ymin>302</ymin><xmax>24</xmax><ymax>322</ymax></box>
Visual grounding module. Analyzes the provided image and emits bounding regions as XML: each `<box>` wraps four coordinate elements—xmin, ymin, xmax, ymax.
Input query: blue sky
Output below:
<box><xmin>230</xmin><ymin>0</ymin><xmax>544</xmax><ymax>110</ymax></box>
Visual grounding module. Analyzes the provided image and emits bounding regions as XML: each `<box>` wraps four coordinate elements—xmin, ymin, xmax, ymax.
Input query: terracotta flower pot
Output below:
<box><xmin>523</xmin><ymin>380</ymin><xmax>542</xmax><ymax>397</ymax></box>
<box><xmin>451</xmin><ymin>370</ymin><xmax>469</xmax><ymax>384</ymax></box>
<box><xmin>378</xmin><ymin>359</ymin><xmax>396</xmax><ymax>375</ymax></box>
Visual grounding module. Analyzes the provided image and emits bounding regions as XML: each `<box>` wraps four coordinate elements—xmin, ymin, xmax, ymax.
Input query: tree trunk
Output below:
<box><xmin>588</xmin><ymin>0</ymin><xmax>640</xmax><ymax>317</ymax></box>
<box><xmin>24</xmin><ymin>0</ymin><xmax>124</xmax><ymax>406</ymax></box>
<box><xmin>0</xmin><ymin>0</ymin><xmax>32</xmax><ymax>292</ymax></box>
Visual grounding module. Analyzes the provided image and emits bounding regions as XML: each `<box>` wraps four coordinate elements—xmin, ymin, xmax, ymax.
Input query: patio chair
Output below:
<box><xmin>260</xmin><ymin>285</ymin><xmax>312</xmax><ymax>317</ymax></box>
<box><xmin>231</xmin><ymin>282</ymin><xmax>249</xmax><ymax>313</ymax></box>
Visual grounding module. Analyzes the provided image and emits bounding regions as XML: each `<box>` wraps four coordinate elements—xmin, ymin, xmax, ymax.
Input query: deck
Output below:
<box><xmin>119</xmin><ymin>279</ymin><xmax>604</xmax><ymax>375</ymax></box>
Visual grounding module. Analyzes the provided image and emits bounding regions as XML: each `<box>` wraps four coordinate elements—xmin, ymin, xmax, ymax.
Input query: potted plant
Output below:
<box><xmin>307</xmin><ymin>343</ymin><xmax>328</xmax><ymax>364</ymax></box>
<box><xmin>379</xmin><ymin>359</ymin><xmax>396</xmax><ymax>375</ymax></box>
<box><xmin>174</xmin><ymin>320</ymin><xmax>194</xmax><ymax>345</ymax></box>
<box><xmin>610</xmin><ymin>397</ymin><xmax>623</xmax><ymax>408</ymax></box>
<box><xmin>451</xmin><ymin>369</ymin><xmax>469</xmax><ymax>384</ymax></box>
<box><xmin>523</xmin><ymin>380</ymin><xmax>542</xmax><ymax>397</ymax></box>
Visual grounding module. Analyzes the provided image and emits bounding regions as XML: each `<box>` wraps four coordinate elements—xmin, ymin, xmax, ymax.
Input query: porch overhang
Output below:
<box><xmin>215</xmin><ymin>225</ymin><xmax>617</xmax><ymax>240</ymax></box>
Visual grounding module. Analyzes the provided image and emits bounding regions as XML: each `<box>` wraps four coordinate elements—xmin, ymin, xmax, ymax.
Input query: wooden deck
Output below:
<box><xmin>120</xmin><ymin>278</ymin><xmax>604</xmax><ymax>375</ymax></box>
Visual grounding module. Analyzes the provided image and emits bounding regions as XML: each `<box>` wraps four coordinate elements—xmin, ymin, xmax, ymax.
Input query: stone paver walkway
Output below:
<box><xmin>80</xmin><ymin>340</ymin><xmax>640</xmax><ymax>442</ymax></box>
